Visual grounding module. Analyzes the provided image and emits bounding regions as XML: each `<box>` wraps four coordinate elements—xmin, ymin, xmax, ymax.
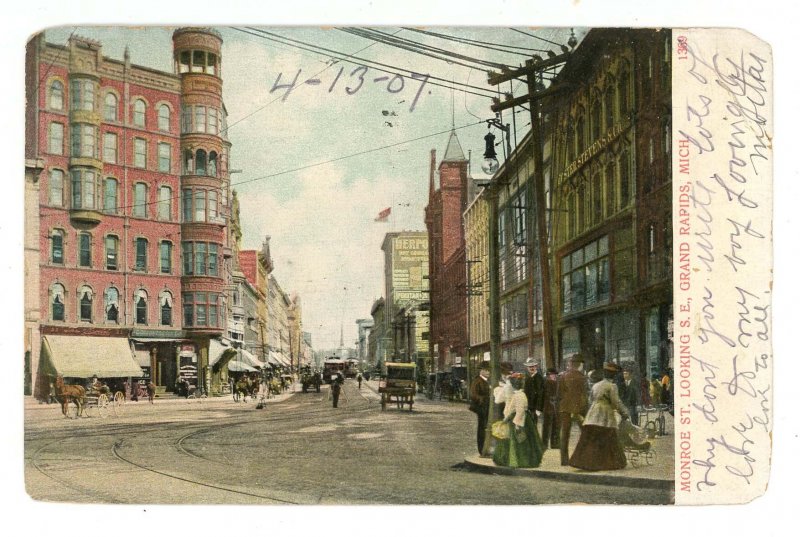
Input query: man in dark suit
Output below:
<box><xmin>523</xmin><ymin>358</ymin><xmax>545</xmax><ymax>426</ymax></box>
<box><xmin>541</xmin><ymin>367</ymin><xmax>560</xmax><ymax>449</ymax></box>
<box><xmin>620</xmin><ymin>368</ymin><xmax>640</xmax><ymax>425</ymax></box>
<box><xmin>557</xmin><ymin>354</ymin><xmax>589</xmax><ymax>465</ymax></box>
<box><xmin>469</xmin><ymin>365</ymin><xmax>491</xmax><ymax>456</ymax></box>
<box><xmin>331</xmin><ymin>373</ymin><xmax>343</xmax><ymax>408</ymax></box>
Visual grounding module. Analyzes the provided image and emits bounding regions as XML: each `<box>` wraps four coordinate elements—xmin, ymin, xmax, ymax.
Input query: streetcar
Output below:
<box><xmin>322</xmin><ymin>358</ymin><xmax>346</xmax><ymax>384</ymax></box>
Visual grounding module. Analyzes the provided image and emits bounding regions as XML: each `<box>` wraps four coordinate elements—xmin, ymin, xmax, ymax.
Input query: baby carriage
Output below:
<box><xmin>619</xmin><ymin>417</ymin><xmax>654</xmax><ymax>467</ymax></box>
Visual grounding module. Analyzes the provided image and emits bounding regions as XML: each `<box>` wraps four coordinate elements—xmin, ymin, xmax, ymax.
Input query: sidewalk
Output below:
<box><xmin>464</xmin><ymin>418</ymin><xmax>675</xmax><ymax>490</ymax></box>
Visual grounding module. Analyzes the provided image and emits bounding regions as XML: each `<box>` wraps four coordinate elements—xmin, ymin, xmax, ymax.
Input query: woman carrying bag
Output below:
<box><xmin>491</xmin><ymin>373</ymin><xmax>544</xmax><ymax>468</ymax></box>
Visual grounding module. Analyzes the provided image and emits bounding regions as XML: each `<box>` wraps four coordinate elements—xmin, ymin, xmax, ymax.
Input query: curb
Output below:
<box><xmin>463</xmin><ymin>455</ymin><xmax>674</xmax><ymax>490</ymax></box>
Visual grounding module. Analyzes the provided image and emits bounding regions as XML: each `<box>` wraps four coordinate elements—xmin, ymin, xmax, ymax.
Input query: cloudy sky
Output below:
<box><xmin>44</xmin><ymin>25</ymin><xmax>583</xmax><ymax>350</ymax></box>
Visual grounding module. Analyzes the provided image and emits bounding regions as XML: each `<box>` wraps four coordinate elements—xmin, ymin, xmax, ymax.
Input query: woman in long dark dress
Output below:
<box><xmin>492</xmin><ymin>373</ymin><xmax>545</xmax><ymax>468</ymax></box>
<box><xmin>569</xmin><ymin>362</ymin><xmax>629</xmax><ymax>471</ymax></box>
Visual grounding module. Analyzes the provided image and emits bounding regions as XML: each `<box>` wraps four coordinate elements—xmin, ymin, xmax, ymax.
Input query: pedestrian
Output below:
<box><xmin>523</xmin><ymin>358</ymin><xmax>544</xmax><ymax>427</ymax></box>
<box><xmin>619</xmin><ymin>367</ymin><xmax>640</xmax><ymax>425</ymax></box>
<box><xmin>469</xmin><ymin>365</ymin><xmax>491</xmax><ymax>455</ymax></box>
<box><xmin>497</xmin><ymin>362</ymin><xmax>514</xmax><ymax>416</ymax></box>
<box><xmin>357</xmin><ymin>372</ymin><xmax>363</xmax><ymax>390</ymax></box>
<box><xmin>331</xmin><ymin>374</ymin><xmax>343</xmax><ymax>408</ymax></box>
<box><xmin>541</xmin><ymin>367</ymin><xmax>560</xmax><ymax>449</ymax></box>
<box><xmin>557</xmin><ymin>354</ymin><xmax>589</xmax><ymax>466</ymax></box>
<box><xmin>129</xmin><ymin>379</ymin><xmax>139</xmax><ymax>402</ymax></box>
<box><xmin>649</xmin><ymin>374</ymin><xmax>663</xmax><ymax>406</ymax></box>
<box><xmin>491</xmin><ymin>373</ymin><xmax>544</xmax><ymax>468</ymax></box>
<box><xmin>569</xmin><ymin>362</ymin><xmax>629</xmax><ymax>471</ymax></box>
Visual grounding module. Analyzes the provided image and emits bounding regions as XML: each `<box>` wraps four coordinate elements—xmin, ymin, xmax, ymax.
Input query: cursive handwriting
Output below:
<box><xmin>691</xmin><ymin>179</ymin><xmax>716</xmax><ymax>272</ymax></box>
<box><xmin>725</xmin><ymin>219</ymin><xmax>765</xmax><ymax>272</ymax></box>
<box><xmin>694</xmin><ymin>434</ymin><xmax>755</xmax><ymax>490</ymax></box>
<box><xmin>698</xmin><ymin>286</ymin><xmax>736</xmax><ymax>347</ymax></box>
<box><xmin>692</xmin><ymin>355</ymin><xmax>720</xmax><ymax>423</ymax></box>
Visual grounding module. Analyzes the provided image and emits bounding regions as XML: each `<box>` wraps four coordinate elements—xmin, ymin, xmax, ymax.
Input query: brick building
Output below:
<box><xmin>26</xmin><ymin>28</ymin><xmax>234</xmax><ymax>397</ymax></box>
<box><xmin>425</xmin><ymin>132</ymin><xmax>470</xmax><ymax>372</ymax></box>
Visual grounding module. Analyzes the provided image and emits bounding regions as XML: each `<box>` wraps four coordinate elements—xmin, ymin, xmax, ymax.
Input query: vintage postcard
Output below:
<box><xmin>16</xmin><ymin>15</ymin><xmax>778</xmax><ymax>518</ymax></box>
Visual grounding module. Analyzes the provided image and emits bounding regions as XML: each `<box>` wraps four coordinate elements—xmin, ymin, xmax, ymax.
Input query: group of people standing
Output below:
<box><xmin>470</xmin><ymin>353</ymin><xmax>645</xmax><ymax>472</ymax></box>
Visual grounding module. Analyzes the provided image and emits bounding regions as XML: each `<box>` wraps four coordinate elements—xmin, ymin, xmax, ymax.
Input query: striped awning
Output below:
<box><xmin>40</xmin><ymin>335</ymin><xmax>143</xmax><ymax>378</ymax></box>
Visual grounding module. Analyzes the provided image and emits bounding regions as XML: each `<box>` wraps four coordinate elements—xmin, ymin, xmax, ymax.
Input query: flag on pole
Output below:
<box><xmin>374</xmin><ymin>206</ymin><xmax>391</xmax><ymax>222</ymax></box>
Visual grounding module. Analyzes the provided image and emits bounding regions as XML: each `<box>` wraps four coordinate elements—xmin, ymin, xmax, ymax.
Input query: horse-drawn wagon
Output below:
<box><xmin>378</xmin><ymin>362</ymin><xmax>416</xmax><ymax>411</ymax></box>
<box><xmin>300</xmin><ymin>367</ymin><xmax>322</xmax><ymax>393</ymax></box>
<box><xmin>54</xmin><ymin>376</ymin><xmax>127</xmax><ymax>418</ymax></box>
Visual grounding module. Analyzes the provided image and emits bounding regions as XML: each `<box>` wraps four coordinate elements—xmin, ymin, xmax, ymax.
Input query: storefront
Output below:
<box><xmin>38</xmin><ymin>335</ymin><xmax>142</xmax><ymax>391</ymax></box>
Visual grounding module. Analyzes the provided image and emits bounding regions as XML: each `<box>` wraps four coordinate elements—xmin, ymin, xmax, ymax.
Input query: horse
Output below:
<box><xmin>55</xmin><ymin>376</ymin><xmax>86</xmax><ymax>418</ymax></box>
<box><xmin>234</xmin><ymin>378</ymin><xmax>251</xmax><ymax>402</ymax></box>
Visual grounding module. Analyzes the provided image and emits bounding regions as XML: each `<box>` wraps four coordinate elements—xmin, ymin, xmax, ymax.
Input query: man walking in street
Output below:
<box><xmin>620</xmin><ymin>367</ymin><xmax>640</xmax><ymax>425</ymax></box>
<box><xmin>331</xmin><ymin>373</ymin><xmax>343</xmax><ymax>408</ymax></box>
<box><xmin>541</xmin><ymin>367</ymin><xmax>560</xmax><ymax>449</ymax></box>
<box><xmin>557</xmin><ymin>354</ymin><xmax>588</xmax><ymax>465</ymax></box>
<box><xmin>524</xmin><ymin>358</ymin><xmax>544</xmax><ymax>427</ymax></box>
<box><xmin>469</xmin><ymin>365</ymin><xmax>491</xmax><ymax>456</ymax></box>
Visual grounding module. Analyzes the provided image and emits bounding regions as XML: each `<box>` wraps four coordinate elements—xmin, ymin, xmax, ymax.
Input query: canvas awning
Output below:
<box><xmin>209</xmin><ymin>339</ymin><xmax>237</xmax><ymax>369</ymax></box>
<box><xmin>134</xmin><ymin>349</ymin><xmax>151</xmax><ymax>367</ymax></box>
<box><xmin>227</xmin><ymin>361</ymin><xmax>257</xmax><ymax>373</ymax></box>
<box><xmin>267</xmin><ymin>351</ymin><xmax>283</xmax><ymax>367</ymax></box>
<box><xmin>276</xmin><ymin>353</ymin><xmax>290</xmax><ymax>367</ymax></box>
<box><xmin>229</xmin><ymin>348</ymin><xmax>263</xmax><ymax>370</ymax></box>
<box><xmin>40</xmin><ymin>335</ymin><xmax>143</xmax><ymax>378</ymax></box>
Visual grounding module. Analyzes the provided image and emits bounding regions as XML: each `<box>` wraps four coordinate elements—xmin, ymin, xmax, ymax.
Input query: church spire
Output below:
<box><xmin>442</xmin><ymin>130</ymin><xmax>467</xmax><ymax>163</ymax></box>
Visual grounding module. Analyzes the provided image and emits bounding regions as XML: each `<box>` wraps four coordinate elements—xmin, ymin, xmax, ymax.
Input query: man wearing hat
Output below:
<box><xmin>557</xmin><ymin>353</ymin><xmax>589</xmax><ymax>465</ymax></box>
<box><xmin>541</xmin><ymin>367</ymin><xmax>560</xmax><ymax>449</ymax></box>
<box><xmin>523</xmin><ymin>358</ymin><xmax>544</xmax><ymax>426</ymax></box>
<box><xmin>469</xmin><ymin>364</ymin><xmax>491</xmax><ymax>455</ymax></box>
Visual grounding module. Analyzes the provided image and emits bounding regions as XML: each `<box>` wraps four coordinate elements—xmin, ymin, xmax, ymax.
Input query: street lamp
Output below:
<box><xmin>481</xmin><ymin>131</ymin><xmax>499</xmax><ymax>175</ymax></box>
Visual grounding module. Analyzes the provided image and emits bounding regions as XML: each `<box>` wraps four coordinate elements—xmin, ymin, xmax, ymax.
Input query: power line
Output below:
<box><xmin>341</xmin><ymin>27</ymin><xmax>508</xmax><ymax>70</ymax></box>
<box><xmin>508</xmin><ymin>28</ymin><xmax>566</xmax><ymax>49</ymax></box>
<box><xmin>401</xmin><ymin>27</ymin><xmax>551</xmax><ymax>55</ymax></box>
<box><xmin>235</xmin><ymin>27</ymin><xmax>499</xmax><ymax>100</ymax></box>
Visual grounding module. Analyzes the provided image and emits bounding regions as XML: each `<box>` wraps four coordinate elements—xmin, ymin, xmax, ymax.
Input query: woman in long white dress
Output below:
<box><xmin>569</xmin><ymin>362</ymin><xmax>629</xmax><ymax>471</ymax></box>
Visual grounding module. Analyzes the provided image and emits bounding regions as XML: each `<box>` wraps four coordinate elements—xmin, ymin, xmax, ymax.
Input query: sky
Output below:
<box><xmin>44</xmin><ymin>24</ymin><xmax>583</xmax><ymax>350</ymax></box>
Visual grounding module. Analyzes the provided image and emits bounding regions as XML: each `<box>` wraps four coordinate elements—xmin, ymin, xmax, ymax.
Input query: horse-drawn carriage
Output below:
<box><xmin>378</xmin><ymin>362</ymin><xmax>416</xmax><ymax>411</ymax></box>
<box><xmin>300</xmin><ymin>367</ymin><xmax>322</xmax><ymax>393</ymax></box>
<box><xmin>54</xmin><ymin>376</ymin><xmax>127</xmax><ymax>418</ymax></box>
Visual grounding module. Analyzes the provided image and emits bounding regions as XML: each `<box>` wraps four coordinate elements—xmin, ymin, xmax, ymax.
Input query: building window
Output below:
<box><xmin>194</xmin><ymin>189</ymin><xmax>206</xmax><ymax>221</ymax></box>
<box><xmin>576</xmin><ymin>113</ymin><xmax>586</xmax><ymax>154</ymax></box>
<box><xmin>195</xmin><ymin>106</ymin><xmax>206</xmax><ymax>133</ymax></box>
<box><xmin>135</xmin><ymin>290</ymin><xmax>148</xmax><ymax>325</ymax></box>
<box><xmin>105</xmin><ymin>235</ymin><xmax>119</xmax><ymax>270</ymax></box>
<box><xmin>192</xmin><ymin>50</ymin><xmax>206</xmax><ymax>73</ymax></box>
<box><xmin>591</xmin><ymin>100</ymin><xmax>602</xmax><ymax>141</ymax></box>
<box><xmin>194</xmin><ymin>243</ymin><xmax>207</xmax><ymax>275</ymax></box>
<box><xmin>208</xmin><ymin>151</ymin><xmax>218</xmax><ymax>177</ymax></box>
<box><xmin>71</xmin><ymin>124</ymin><xmax>98</xmax><ymax>159</ymax></box>
<box><xmin>134</xmin><ymin>138</ymin><xmax>147</xmax><ymax>168</ymax></box>
<box><xmin>158</xmin><ymin>143</ymin><xmax>171</xmax><ymax>173</ymax></box>
<box><xmin>49</xmin><ymin>169</ymin><xmax>64</xmax><ymax>206</ymax></box>
<box><xmin>51</xmin><ymin>284</ymin><xmax>66</xmax><ymax>321</ymax></box>
<box><xmin>78</xmin><ymin>232</ymin><xmax>91</xmax><ymax>267</ymax></box>
<box><xmin>158</xmin><ymin>185</ymin><xmax>172</xmax><ymax>220</ymax></box>
<box><xmin>605</xmin><ymin>162</ymin><xmax>616</xmax><ymax>217</ymax></box>
<box><xmin>105</xmin><ymin>287</ymin><xmax>119</xmax><ymax>323</ymax></box>
<box><xmin>70</xmin><ymin>79</ymin><xmax>96</xmax><ymax>112</ymax></box>
<box><xmin>51</xmin><ymin>230</ymin><xmax>64</xmax><ymax>264</ymax></box>
<box><xmin>134</xmin><ymin>238</ymin><xmax>148</xmax><ymax>271</ymax></box>
<box><xmin>133</xmin><ymin>183</ymin><xmax>147</xmax><ymax>218</ymax></box>
<box><xmin>619</xmin><ymin>68</ymin><xmax>630</xmax><ymax>116</ymax></box>
<box><xmin>104</xmin><ymin>178</ymin><xmax>118</xmax><ymax>214</ymax></box>
<box><xmin>71</xmin><ymin>169</ymin><xmax>98</xmax><ymax>210</ymax></box>
<box><xmin>561</xmin><ymin>236</ymin><xmax>610</xmax><ymax>315</ymax></box>
<box><xmin>604</xmin><ymin>88</ymin><xmax>615</xmax><ymax>130</ymax></box>
<box><xmin>182</xmin><ymin>241</ymin><xmax>221</xmax><ymax>276</ymax></box>
<box><xmin>208</xmin><ymin>108</ymin><xmax>218</xmax><ymax>134</ymax></box>
<box><xmin>577</xmin><ymin>183</ymin><xmax>586</xmax><ymax>233</ymax></box>
<box><xmin>160</xmin><ymin>292</ymin><xmax>173</xmax><ymax>326</ymax></box>
<box><xmin>182</xmin><ymin>242</ymin><xmax>193</xmax><ymax>275</ymax></box>
<box><xmin>208</xmin><ymin>244</ymin><xmax>218</xmax><ymax>276</ymax></box>
<box><xmin>183</xmin><ymin>292</ymin><xmax>220</xmax><ymax>327</ymax></box>
<box><xmin>103</xmin><ymin>132</ymin><xmax>117</xmax><ymax>163</ymax></box>
<box><xmin>592</xmin><ymin>174</ymin><xmax>602</xmax><ymax>225</ymax></box>
<box><xmin>208</xmin><ymin>190</ymin><xmax>218</xmax><ymax>221</ymax></box>
<box><xmin>619</xmin><ymin>150</ymin><xmax>631</xmax><ymax>207</ymax></box>
<box><xmin>160</xmin><ymin>241</ymin><xmax>172</xmax><ymax>274</ymax></box>
<box><xmin>104</xmin><ymin>93</ymin><xmax>118</xmax><ymax>121</ymax></box>
<box><xmin>79</xmin><ymin>286</ymin><xmax>93</xmax><ymax>322</ymax></box>
<box><xmin>133</xmin><ymin>99</ymin><xmax>146</xmax><ymax>127</ymax></box>
<box><xmin>48</xmin><ymin>122</ymin><xmax>64</xmax><ymax>155</ymax></box>
<box><xmin>182</xmin><ymin>188</ymin><xmax>192</xmax><ymax>222</ymax></box>
<box><xmin>49</xmin><ymin>80</ymin><xmax>64</xmax><ymax>110</ymax></box>
<box><xmin>196</xmin><ymin>149</ymin><xmax>207</xmax><ymax>175</ymax></box>
<box><xmin>158</xmin><ymin>104</ymin><xmax>171</xmax><ymax>131</ymax></box>
<box><xmin>567</xmin><ymin>193</ymin><xmax>576</xmax><ymax>239</ymax></box>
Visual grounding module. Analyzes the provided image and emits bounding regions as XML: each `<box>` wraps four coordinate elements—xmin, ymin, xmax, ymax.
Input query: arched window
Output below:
<box><xmin>104</xmin><ymin>93</ymin><xmax>118</xmax><ymax>121</ymax></box>
<box><xmin>133</xmin><ymin>99</ymin><xmax>146</xmax><ymax>127</ymax></box>
<box><xmin>49</xmin><ymin>80</ymin><xmax>64</xmax><ymax>110</ymax></box>
<box><xmin>51</xmin><ymin>283</ymin><xmax>65</xmax><ymax>321</ymax></box>
<box><xmin>160</xmin><ymin>291</ymin><xmax>173</xmax><ymax>326</ymax></box>
<box><xmin>105</xmin><ymin>287</ymin><xmax>119</xmax><ymax>322</ymax></box>
<box><xmin>135</xmin><ymin>289</ymin><xmax>148</xmax><ymax>325</ymax></box>
<box><xmin>576</xmin><ymin>113</ymin><xmax>586</xmax><ymax>155</ymax></box>
<box><xmin>196</xmin><ymin>149</ymin><xmax>207</xmax><ymax>176</ymax></box>
<box><xmin>158</xmin><ymin>104</ymin><xmax>171</xmax><ymax>131</ymax></box>
<box><xmin>605</xmin><ymin>161</ymin><xmax>616</xmax><ymax>217</ymax></box>
<box><xmin>604</xmin><ymin>88</ymin><xmax>615</xmax><ymax>130</ymax></box>
<box><xmin>618</xmin><ymin>67</ymin><xmax>630</xmax><ymax>116</ymax></box>
<box><xmin>79</xmin><ymin>285</ymin><xmax>93</xmax><ymax>322</ymax></box>
<box><xmin>208</xmin><ymin>151</ymin><xmax>217</xmax><ymax>177</ymax></box>
<box><xmin>591</xmin><ymin>100</ymin><xmax>602</xmax><ymax>141</ymax></box>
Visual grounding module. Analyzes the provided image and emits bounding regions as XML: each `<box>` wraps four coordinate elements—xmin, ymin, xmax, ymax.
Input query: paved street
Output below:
<box><xmin>25</xmin><ymin>380</ymin><xmax>673</xmax><ymax>505</ymax></box>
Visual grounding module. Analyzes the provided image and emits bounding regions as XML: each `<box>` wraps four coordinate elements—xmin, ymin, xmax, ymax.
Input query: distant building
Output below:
<box><xmin>463</xmin><ymin>190</ymin><xmax>490</xmax><ymax>372</ymax></box>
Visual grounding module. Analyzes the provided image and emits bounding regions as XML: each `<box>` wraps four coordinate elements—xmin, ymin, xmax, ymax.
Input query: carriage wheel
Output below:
<box><xmin>97</xmin><ymin>394</ymin><xmax>110</xmax><ymax>418</ymax></box>
<box><xmin>113</xmin><ymin>391</ymin><xmax>125</xmax><ymax>416</ymax></box>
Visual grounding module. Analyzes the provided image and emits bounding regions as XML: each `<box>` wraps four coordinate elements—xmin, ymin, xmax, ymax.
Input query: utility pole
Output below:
<box><xmin>487</xmin><ymin>51</ymin><xmax>571</xmax><ymax>371</ymax></box>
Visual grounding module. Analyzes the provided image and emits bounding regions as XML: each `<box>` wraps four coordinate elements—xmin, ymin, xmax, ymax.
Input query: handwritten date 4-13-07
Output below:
<box><xmin>270</xmin><ymin>66</ymin><xmax>430</xmax><ymax>112</ymax></box>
